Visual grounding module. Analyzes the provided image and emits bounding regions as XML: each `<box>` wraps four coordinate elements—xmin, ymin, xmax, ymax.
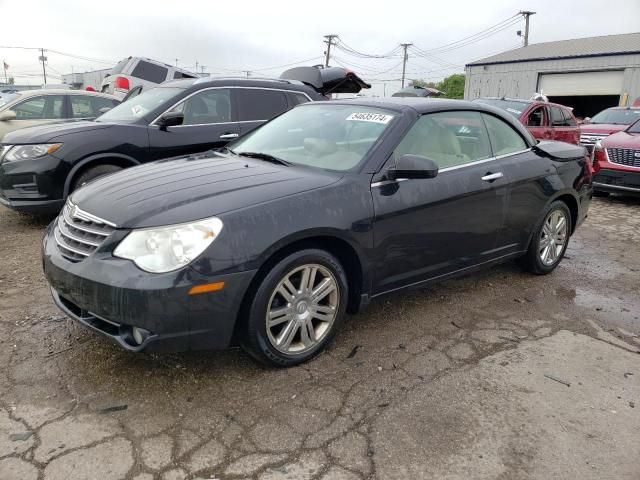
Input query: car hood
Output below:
<box><xmin>1</xmin><ymin>121</ymin><xmax>113</xmax><ymax>144</ymax></box>
<box><xmin>579</xmin><ymin>124</ymin><xmax>627</xmax><ymax>135</ymax></box>
<box><xmin>70</xmin><ymin>152</ymin><xmax>342</xmax><ymax>228</ymax></box>
<box><xmin>601</xmin><ymin>131</ymin><xmax>640</xmax><ymax>148</ymax></box>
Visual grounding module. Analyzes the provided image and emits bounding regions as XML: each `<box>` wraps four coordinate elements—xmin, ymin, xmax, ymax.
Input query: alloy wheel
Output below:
<box><xmin>539</xmin><ymin>209</ymin><xmax>568</xmax><ymax>266</ymax></box>
<box><xmin>266</xmin><ymin>264</ymin><xmax>339</xmax><ymax>354</ymax></box>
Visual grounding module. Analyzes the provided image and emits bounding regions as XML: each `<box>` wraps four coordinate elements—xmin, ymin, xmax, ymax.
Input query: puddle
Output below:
<box><xmin>574</xmin><ymin>287</ymin><xmax>640</xmax><ymax>335</ymax></box>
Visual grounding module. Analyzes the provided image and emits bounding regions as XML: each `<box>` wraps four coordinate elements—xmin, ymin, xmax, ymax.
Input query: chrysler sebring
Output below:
<box><xmin>42</xmin><ymin>98</ymin><xmax>592</xmax><ymax>366</ymax></box>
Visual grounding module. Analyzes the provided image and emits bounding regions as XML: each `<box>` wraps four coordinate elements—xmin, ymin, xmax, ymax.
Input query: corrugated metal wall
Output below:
<box><xmin>464</xmin><ymin>53</ymin><xmax>640</xmax><ymax>103</ymax></box>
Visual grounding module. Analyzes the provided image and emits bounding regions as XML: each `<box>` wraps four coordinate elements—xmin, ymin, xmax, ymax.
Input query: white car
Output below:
<box><xmin>101</xmin><ymin>57</ymin><xmax>198</xmax><ymax>99</ymax></box>
<box><xmin>0</xmin><ymin>89</ymin><xmax>119</xmax><ymax>140</ymax></box>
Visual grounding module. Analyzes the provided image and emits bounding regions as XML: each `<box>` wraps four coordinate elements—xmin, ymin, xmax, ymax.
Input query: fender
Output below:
<box><xmin>255</xmin><ymin>226</ymin><xmax>373</xmax><ymax>304</ymax></box>
<box><xmin>63</xmin><ymin>153</ymin><xmax>139</xmax><ymax>198</ymax></box>
<box><xmin>523</xmin><ymin>188</ymin><xmax>580</xmax><ymax>249</ymax></box>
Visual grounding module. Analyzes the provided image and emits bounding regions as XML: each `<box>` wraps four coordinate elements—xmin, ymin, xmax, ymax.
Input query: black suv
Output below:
<box><xmin>0</xmin><ymin>67</ymin><xmax>369</xmax><ymax>214</ymax></box>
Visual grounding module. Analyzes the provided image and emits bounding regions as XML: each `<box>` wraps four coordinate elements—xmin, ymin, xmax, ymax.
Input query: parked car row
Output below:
<box><xmin>0</xmin><ymin>65</ymin><xmax>595</xmax><ymax>366</ymax></box>
<box><xmin>0</xmin><ymin>66</ymin><xmax>369</xmax><ymax>213</ymax></box>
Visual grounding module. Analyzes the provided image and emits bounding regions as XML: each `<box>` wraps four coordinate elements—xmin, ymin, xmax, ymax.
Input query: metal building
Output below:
<box><xmin>464</xmin><ymin>32</ymin><xmax>640</xmax><ymax>118</ymax></box>
<box><xmin>61</xmin><ymin>68</ymin><xmax>112</xmax><ymax>91</ymax></box>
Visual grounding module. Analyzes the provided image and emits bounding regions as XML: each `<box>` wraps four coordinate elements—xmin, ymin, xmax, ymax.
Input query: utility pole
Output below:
<box><xmin>195</xmin><ymin>60</ymin><xmax>199</xmax><ymax>72</ymax></box>
<box><xmin>519</xmin><ymin>10</ymin><xmax>536</xmax><ymax>46</ymax></box>
<box><xmin>175</xmin><ymin>58</ymin><xmax>179</xmax><ymax>67</ymax></box>
<box><xmin>39</xmin><ymin>48</ymin><xmax>47</xmax><ymax>85</ymax></box>
<box><xmin>324</xmin><ymin>34</ymin><xmax>338</xmax><ymax>67</ymax></box>
<box><xmin>400</xmin><ymin>43</ymin><xmax>412</xmax><ymax>88</ymax></box>
<box><xmin>2</xmin><ymin>60</ymin><xmax>7</xmax><ymax>84</ymax></box>
<box><xmin>243</xmin><ymin>70</ymin><xmax>251</xmax><ymax>78</ymax></box>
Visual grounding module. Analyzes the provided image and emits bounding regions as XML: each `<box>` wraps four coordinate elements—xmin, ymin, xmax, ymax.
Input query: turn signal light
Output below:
<box><xmin>188</xmin><ymin>282</ymin><xmax>225</xmax><ymax>296</ymax></box>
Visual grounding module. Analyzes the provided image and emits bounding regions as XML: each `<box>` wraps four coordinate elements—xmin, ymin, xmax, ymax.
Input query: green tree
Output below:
<box><xmin>436</xmin><ymin>74</ymin><xmax>465</xmax><ymax>99</ymax></box>
<box><xmin>409</xmin><ymin>79</ymin><xmax>438</xmax><ymax>89</ymax></box>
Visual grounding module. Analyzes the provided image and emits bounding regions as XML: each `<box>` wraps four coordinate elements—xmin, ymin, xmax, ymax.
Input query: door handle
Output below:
<box><xmin>219</xmin><ymin>133</ymin><xmax>239</xmax><ymax>140</ymax></box>
<box><xmin>481</xmin><ymin>172</ymin><xmax>504</xmax><ymax>182</ymax></box>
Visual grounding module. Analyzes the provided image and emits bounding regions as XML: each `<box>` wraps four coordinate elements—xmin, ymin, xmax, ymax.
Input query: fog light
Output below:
<box><xmin>132</xmin><ymin>327</ymin><xmax>148</xmax><ymax>345</ymax></box>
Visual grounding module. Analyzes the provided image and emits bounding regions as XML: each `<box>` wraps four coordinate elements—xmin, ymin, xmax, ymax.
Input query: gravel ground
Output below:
<box><xmin>0</xmin><ymin>196</ymin><xmax>639</xmax><ymax>480</ymax></box>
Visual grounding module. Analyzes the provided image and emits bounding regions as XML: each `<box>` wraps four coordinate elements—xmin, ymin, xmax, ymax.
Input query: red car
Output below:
<box><xmin>474</xmin><ymin>98</ymin><xmax>580</xmax><ymax>145</ymax></box>
<box><xmin>580</xmin><ymin>107</ymin><xmax>640</xmax><ymax>154</ymax></box>
<box><xmin>592</xmin><ymin>119</ymin><xmax>640</xmax><ymax>196</ymax></box>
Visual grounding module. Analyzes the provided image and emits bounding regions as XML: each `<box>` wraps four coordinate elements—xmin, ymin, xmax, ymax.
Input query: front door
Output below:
<box><xmin>146</xmin><ymin>87</ymin><xmax>240</xmax><ymax>160</ymax></box>
<box><xmin>371</xmin><ymin>110</ymin><xmax>507</xmax><ymax>295</ymax></box>
<box><xmin>525</xmin><ymin>105</ymin><xmax>551</xmax><ymax>142</ymax></box>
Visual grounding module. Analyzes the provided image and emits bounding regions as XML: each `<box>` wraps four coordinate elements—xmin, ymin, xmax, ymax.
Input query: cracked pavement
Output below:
<box><xmin>0</xmin><ymin>197</ymin><xmax>639</xmax><ymax>480</ymax></box>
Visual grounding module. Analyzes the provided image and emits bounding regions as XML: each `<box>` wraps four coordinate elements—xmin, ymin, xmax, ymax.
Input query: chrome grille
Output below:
<box><xmin>580</xmin><ymin>133</ymin><xmax>608</xmax><ymax>154</ymax></box>
<box><xmin>54</xmin><ymin>201</ymin><xmax>116</xmax><ymax>262</ymax></box>
<box><xmin>607</xmin><ymin>148</ymin><xmax>640</xmax><ymax>169</ymax></box>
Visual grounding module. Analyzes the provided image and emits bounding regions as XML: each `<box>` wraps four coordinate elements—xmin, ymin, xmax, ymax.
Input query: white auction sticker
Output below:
<box><xmin>346</xmin><ymin>112</ymin><xmax>394</xmax><ymax>124</ymax></box>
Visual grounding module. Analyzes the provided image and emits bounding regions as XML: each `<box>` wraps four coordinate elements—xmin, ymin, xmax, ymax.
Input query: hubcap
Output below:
<box><xmin>539</xmin><ymin>209</ymin><xmax>568</xmax><ymax>266</ymax></box>
<box><xmin>266</xmin><ymin>264</ymin><xmax>339</xmax><ymax>354</ymax></box>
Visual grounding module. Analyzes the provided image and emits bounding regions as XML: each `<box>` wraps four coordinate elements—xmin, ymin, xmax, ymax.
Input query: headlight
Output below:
<box><xmin>114</xmin><ymin>217</ymin><xmax>223</xmax><ymax>273</ymax></box>
<box><xmin>4</xmin><ymin>143</ymin><xmax>62</xmax><ymax>162</ymax></box>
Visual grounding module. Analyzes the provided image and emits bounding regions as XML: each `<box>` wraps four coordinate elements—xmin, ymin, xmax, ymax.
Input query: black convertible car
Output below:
<box><xmin>42</xmin><ymin>98</ymin><xmax>592</xmax><ymax>366</ymax></box>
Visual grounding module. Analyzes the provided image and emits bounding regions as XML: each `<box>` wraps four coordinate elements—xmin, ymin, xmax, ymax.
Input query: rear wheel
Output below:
<box><xmin>520</xmin><ymin>201</ymin><xmax>571</xmax><ymax>275</ymax></box>
<box><xmin>72</xmin><ymin>164</ymin><xmax>123</xmax><ymax>191</ymax></box>
<box><xmin>241</xmin><ymin>249</ymin><xmax>348</xmax><ymax>367</ymax></box>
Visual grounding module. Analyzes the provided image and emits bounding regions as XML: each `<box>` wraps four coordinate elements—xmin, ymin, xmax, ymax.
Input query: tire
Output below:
<box><xmin>240</xmin><ymin>249</ymin><xmax>348</xmax><ymax>367</ymax></box>
<box><xmin>593</xmin><ymin>190</ymin><xmax>610</xmax><ymax>198</ymax></box>
<box><xmin>72</xmin><ymin>164</ymin><xmax>123</xmax><ymax>191</ymax></box>
<box><xmin>519</xmin><ymin>200</ymin><xmax>572</xmax><ymax>275</ymax></box>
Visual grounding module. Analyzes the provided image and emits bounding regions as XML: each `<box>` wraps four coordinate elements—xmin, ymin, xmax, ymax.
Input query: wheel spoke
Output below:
<box><xmin>307</xmin><ymin>267</ymin><xmax>318</xmax><ymax>292</ymax></box>
<box><xmin>277</xmin><ymin>320</ymin><xmax>299</xmax><ymax>349</ymax></box>
<box><xmin>300</xmin><ymin>267</ymin><xmax>311</xmax><ymax>293</ymax></box>
<box><xmin>300</xmin><ymin>320</ymin><xmax>315</xmax><ymax>347</ymax></box>
<box><xmin>312</xmin><ymin>304</ymin><xmax>335</xmax><ymax>322</ymax></box>
<box><xmin>542</xmin><ymin>223</ymin><xmax>552</xmax><ymax>237</ymax></box>
<box><xmin>555</xmin><ymin>215</ymin><xmax>566</xmax><ymax>233</ymax></box>
<box><xmin>268</xmin><ymin>307</ymin><xmax>293</xmax><ymax>327</ymax></box>
<box><xmin>539</xmin><ymin>236</ymin><xmax>550</xmax><ymax>249</ymax></box>
<box><xmin>311</xmin><ymin>278</ymin><xmax>336</xmax><ymax>303</ymax></box>
<box><xmin>278</xmin><ymin>279</ymin><xmax>297</xmax><ymax>303</ymax></box>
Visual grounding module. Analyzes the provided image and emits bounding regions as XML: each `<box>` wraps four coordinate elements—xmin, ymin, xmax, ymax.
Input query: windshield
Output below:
<box><xmin>590</xmin><ymin>108</ymin><xmax>640</xmax><ymax>125</ymax></box>
<box><xmin>97</xmin><ymin>87</ymin><xmax>182</xmax><ymax>123</ymax></box>
<box><xmin>230</xmin><ymin>104</ymin><xmax>396</xmax><ymax>171</ymax></box>
<box><xmin>0</xmin><ymin>93</ymin><xmax>20</xmax><ymax>108</ymax></box>
<box><xmin>474</xmin><ymin>98</ymin><xmax>528</xmax><ymax>118</ymax></box>
<box><xmin>627</xmin><ymin>119</ymin><xmax>640</xmax><ymax>134</ymax></box>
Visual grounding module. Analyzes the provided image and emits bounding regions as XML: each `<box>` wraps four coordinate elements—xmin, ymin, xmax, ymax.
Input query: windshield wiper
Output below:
<box><xmin>216</xmin><ymin>146</ymin><xmax>236</xmax><ymax>155</ymax></box>
<box><xmin>236</xmin><ymin>151</ymin><xmax>291</xmax><ymax>166</ymax></box>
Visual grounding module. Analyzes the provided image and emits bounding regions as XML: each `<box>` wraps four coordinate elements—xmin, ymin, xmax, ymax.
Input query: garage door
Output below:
<box><xmin>539</xmin><ymin>71</ymin><xmax>624</xmax><ymax>96</ymax></box>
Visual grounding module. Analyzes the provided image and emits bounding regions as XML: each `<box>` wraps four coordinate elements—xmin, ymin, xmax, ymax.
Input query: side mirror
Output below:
<box><xmin>98</xmin><ymin>107</ymin><xmax>112</xmax><ymax>115</ymax></box>
<box><xmin>0</xmin><ymin>110</ymin><xmax>17</xmax><ymax>121</ymax></box>
<box><xmin>157</xmin><ymin>111</ymin><xmax>184</xmax><ymax>129</ymax></box>
<box><xmin>388</xmin><ymin>154</ymin><xmax>439</xmax><ymax>180</ymax></box>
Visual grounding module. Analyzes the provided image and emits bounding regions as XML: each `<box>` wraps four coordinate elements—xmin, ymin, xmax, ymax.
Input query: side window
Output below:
<box><xmin>394</xmin><ymin>111</ymin><xmax>492</xmax><ymax>169</ymax></box>
<box><xmin>91</xmin><ymin>96</ymin><xmax>117</xmax><ymax>115</ymax></box>
<box><xmin>237</xmin><ymin>89</ymin><xmax>289</xmax><ymax>121</ymax></box>
<box><xmin>131</xmin><ymin>61</ymin><xmax>168</xmax><ymax>84</ymax></box>
<box><xmin>289</xmin><ymin>92</ymin><xmax>311</xmax><ymax>106</ymax></box>
<box><xmin>562</xmin><ymin>109</ymin><xmax>577</xmax><ymax>126</ymax></box>
<box><xmin>550</xmin><ymin>107</ymin><xmax>566</xmax><ymax>127</ymax></box>
<box><xmin>70</xmin><ymin>96</ymin><xmax>95</xmax><ymax>118</ymax></box>
<box><xmin>13</xmin><ymin>95</ymin><xmax>64</xmax><ymax>120</ymax></box>
<box><xmin>482</xmin><ymin>113</ymin><xmax>528</xmax><ymax>156</ymax></box>
<box><xmin>169</xmin><ymin>88</ymin><xmax>231</xmax><ymax>125</ymax></box>
<box><xmin>526</xmin><ymin>107</ymin><xmax>545</xmax><ymax>127</ymax></box>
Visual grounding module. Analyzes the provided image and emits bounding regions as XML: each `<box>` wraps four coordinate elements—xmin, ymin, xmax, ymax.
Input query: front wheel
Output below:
<box><xmin>519</xmin><ymin>201</ymin><xmax>572</xmax><ymax>275</ymax></box>
<box><xmin>241</xmin><ymin>249</ymin><xmax>348</xmax><ymax>367</ymax></box>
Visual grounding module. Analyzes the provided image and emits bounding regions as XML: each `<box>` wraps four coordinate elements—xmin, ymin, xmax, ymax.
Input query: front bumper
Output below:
<box><xmin>0</xmin><ymin>154</ymin><xmax>66</xmax><ymax>214</ymax></box>
<box><xmin>43</xmin><ymin>223</ymin><xmax>256</xmax><ymax>353</ymax></box>
<box><xmin>593</xmin><ymin>168</ymin><xmax>640</xmax><ymax>195</ymax></box>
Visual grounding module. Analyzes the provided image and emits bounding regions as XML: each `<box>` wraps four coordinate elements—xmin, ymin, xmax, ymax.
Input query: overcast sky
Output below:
<box><xmin>1</xmin><ymin>0</ymin><xmax>639</xmax><ymax>96</ymax></box>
